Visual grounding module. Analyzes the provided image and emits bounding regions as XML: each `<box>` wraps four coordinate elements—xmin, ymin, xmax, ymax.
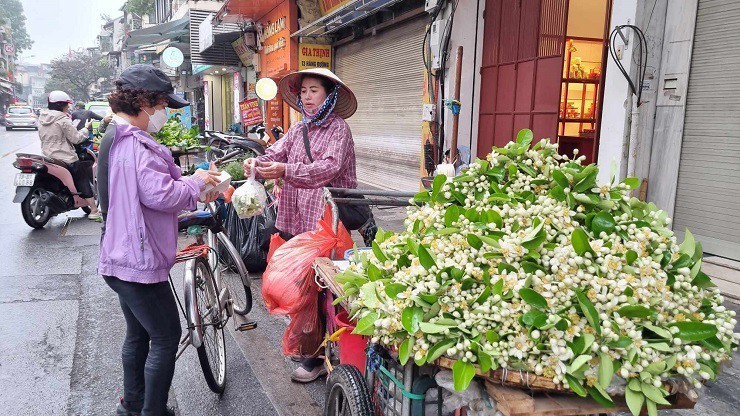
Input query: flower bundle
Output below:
<box><xmin>338</xmin><ymin>130</ymin><xmax>739</xmax><ymax>415</ymax></box>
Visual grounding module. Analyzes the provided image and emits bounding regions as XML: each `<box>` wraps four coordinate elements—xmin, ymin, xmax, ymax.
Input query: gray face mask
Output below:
<box><xmin>144</xmin><ymin>108</ymin><xmax>168</xmax><ymax>132</ymax></box>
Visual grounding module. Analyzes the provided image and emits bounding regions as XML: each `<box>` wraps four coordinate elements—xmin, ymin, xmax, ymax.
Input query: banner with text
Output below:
<box><xmin>240</xmin><ymin>98</ymin><xmax>263</xmax><ymax>126</ymax></box>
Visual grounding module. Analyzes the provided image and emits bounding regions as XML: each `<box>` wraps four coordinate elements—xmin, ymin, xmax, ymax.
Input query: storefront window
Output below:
<box><xmin>557</xmin><ymin>0</ymin><xmax>609</xmax><ymax>164</ymax></box>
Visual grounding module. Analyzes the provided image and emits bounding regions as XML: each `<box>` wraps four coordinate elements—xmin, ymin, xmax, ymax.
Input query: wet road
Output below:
<box><xmin>0</xmin><ymin>128</ymin><xmax>323</xmax><ymax>415</ymax></box>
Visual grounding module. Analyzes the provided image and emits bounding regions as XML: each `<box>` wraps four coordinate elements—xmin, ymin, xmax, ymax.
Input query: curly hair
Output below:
<box><xmin>108</xmin><ymin>81</ymin><xmax>169</xmax><ymax>116</ymax></box>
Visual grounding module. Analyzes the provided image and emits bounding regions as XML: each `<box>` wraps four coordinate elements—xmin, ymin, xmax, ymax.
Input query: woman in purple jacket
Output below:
<box><xmin>98</xmin><ymin>65</ymin><xmax>220</xmax><ymax>416</ymax></box>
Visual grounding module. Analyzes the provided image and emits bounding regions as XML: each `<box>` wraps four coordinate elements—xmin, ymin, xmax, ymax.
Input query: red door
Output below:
<box><xmin>478</xmin><ymin>0</ymin><xmax>568</xmax><ymax>158</ymax></box>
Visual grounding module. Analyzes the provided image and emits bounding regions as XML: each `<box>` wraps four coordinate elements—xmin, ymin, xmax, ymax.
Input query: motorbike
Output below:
<box><xmin>204</xmin><ymin>122</ymin><xmax>281</xmax><ymax>162</ymax></box>
<box><xmin>12</xmin><ymin>142</ymin><xmax>98</xmax><ymax>229</ymax></box>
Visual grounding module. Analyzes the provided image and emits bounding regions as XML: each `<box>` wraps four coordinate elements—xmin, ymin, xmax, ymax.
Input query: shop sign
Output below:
<box><xmin>203</xmin><ymin>81</ymin><xmax>211</xmax><ymax>130</ymax></box>
<box><xmin>240</xmin><ymin>98</ymin><xmax>262</xmax><ymax>125</ymax></box>
<box><xmin>3</xmin><ymin>43</ymin><xmax>14</xmax><ymax>56</ymax></box>
<box><xmin>318</xmin><ymin>0</ymin><xmax>354</xmax><ymax>16</ymax></box>
<box><xmin>198</xmin><ymin>14</ymin><xmax>215</xmax><ymax>53</ymax></box>
<box><xmin>232</xmin><ymin>34</ymin><xmax>255</xmax><ymax>67</ymax></box>
<box><xmin>167</xmin><ymin>106</ymin><xmax>192</xmax><ymax>129</ymax></box>
<box><xmin>233</xmin><ymin>72</ymin><xmax>244</xmax><ymax>123</ymax></box>
<box><xmin>162</xmin><ymin>47</ymin><xmax>184</xmax><ymax>68</ymax></box>
<box><xmin>257</xmin><ymin>0</ymin><xmax>297</xmax><ymax>78</ymax></box>
<box><xmin>299</xmin><ymin>43</ymin><xmax>332</xmax><ymax>70</ymax></box>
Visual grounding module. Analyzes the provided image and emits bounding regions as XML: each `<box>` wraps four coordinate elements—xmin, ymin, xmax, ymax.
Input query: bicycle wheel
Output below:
<box><xmin>215</xmin><ymin>232</ymin><xmax>253</xmax><ymax>315</ymax></box>
<box><xmin>191</xmin><ymin>257</ymin><xmax>227</xmax><ymax>394</ymax></box>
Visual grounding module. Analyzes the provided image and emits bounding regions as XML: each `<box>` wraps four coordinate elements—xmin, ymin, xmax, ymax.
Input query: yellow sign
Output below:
<box><xmin>299</xmin><ymin>43</ymin><xmax>332</xmax><ymax>70</ymax></box>
<box><xmin>318</xmin><ymin>0</ymin><xmax>353</xmax><ymax>16</ymax></box>
<box><xmin>232</xmin><ymin>34</ymin><xmax>254</xmax><ymax>67</ymax></box>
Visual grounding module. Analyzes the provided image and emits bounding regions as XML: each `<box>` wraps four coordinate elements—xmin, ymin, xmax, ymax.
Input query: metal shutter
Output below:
<box><xmin>674</xmin><ymin>0</ymin><xmax>740</xmax><ymax>260</ymax></box>
<box><xmin>334</xmin><ymin>17</ymin><xmax>426</xmax><ymax>191</ymax></box>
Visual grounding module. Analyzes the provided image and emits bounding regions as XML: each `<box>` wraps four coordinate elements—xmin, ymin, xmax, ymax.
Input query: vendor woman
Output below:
<box><xmin>243</xmin><ymin>68</ymin><xmax>365</xmax><ymax>382</ymax></box>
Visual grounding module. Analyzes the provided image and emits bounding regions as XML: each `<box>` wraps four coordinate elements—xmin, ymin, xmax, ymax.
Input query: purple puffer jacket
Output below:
<box><xmin>98</xmin><ymin>121</ymin><xmax>205</xmax><ymax>284</ymax></box>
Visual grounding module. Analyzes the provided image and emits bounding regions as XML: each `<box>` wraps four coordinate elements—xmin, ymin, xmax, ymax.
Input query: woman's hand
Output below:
<box><xmin>200</xmin><ymin>190</ymin><xmax>221</xmax><ymax>203</ymax></box>
<box><xmin>258</xmin><ymin>162</ymin><xmax>286</xmax><ymax>179</ymax></box>
<box><xmin>193</xmin><ymin>168</ymin><xmax>221</xmax><ymax>187</ymax></box>
<box><xmin>243</xmin><ymin>158</ymin><xmax>257</xmax><ymax>177</ymax></box>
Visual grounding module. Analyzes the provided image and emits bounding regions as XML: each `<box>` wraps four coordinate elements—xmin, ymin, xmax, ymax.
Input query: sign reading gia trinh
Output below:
<box><xmin>299</xmin><ymin>43</ymin><xmax>332</xmax><ymax>70</ymax></box>
<box><xmin>240</xmin><ymin>98</ymin><xmax>262</xmax><ymax>126</ymax></box>
<box><xmin>318</xmin><ymin>0</ymin><xmax>353</xmax><ymax>15</ymax></box>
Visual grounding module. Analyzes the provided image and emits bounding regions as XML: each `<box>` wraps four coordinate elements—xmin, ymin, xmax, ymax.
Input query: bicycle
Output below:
<box><xmin>170</xmin><ymin>202</ymin><xmax>255</xmax><ymax>394</ymax></box>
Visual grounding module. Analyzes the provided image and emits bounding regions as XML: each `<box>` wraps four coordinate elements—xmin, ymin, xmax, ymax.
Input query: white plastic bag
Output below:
<box><xmin>231</xmin><ymin>160</ymin><xmax>267</xmax><ymax>219</ymax></box>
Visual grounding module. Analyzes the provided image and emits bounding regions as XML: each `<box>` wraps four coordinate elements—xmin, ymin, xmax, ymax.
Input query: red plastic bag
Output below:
<box><xmin>262</xmin><ymin>207</ymin><xmax>352</xmax><ymax>315</ymax></box>
<box><xmin>282</xmin><ymin>293</ymin><xmax>323</xmax><ymax>356</ymax></box>
<box><xmin>266</xmin><ymin>233</ymin><xmax>285</xmax><ymax>264</ymax></box>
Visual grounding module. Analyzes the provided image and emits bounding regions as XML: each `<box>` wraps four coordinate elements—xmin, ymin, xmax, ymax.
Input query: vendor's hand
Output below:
<box><xmin>192</xmin><ymin>168</ymin><xmax>220</xmax><ymax>187</ymax></box>
<box><xmin>258</xmin><ymin>162</ymin><xmax>286</xmax><ymax>179</ymax></box>
<box><xmin>243</xmin><ymin>158</ymin><xmax>257</xmax><ymax>177</ymax></box>
<box><xmin>85</xmin><ymin>121</ymin><xmax>93</xmax><ymax>130</ymax></box>
<box><xmin>200</xmin><ymin>190</ymin><xmax>221</xmax><ymax>203</ymax></box>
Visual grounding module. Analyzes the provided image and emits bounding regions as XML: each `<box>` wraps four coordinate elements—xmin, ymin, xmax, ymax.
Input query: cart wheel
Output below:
<box><xmin>324</xmin><ymin>364</ymin><xmax>373</xmax><ymax>416</ymax></box>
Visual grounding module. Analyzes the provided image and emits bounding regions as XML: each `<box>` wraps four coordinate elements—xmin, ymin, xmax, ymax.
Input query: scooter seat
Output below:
<box><xmin>16</xmin><ymin>153</ymin><xmax>68</xmax><ymax>167</ymax></box>
<box><xmin>177</xmin><ymin>210</ymin><xmax>217</xmax><ymax>232</ymax></box>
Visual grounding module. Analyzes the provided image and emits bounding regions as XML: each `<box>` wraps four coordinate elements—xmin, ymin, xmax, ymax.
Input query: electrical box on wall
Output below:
<box><xmin>422</xmin><ymin>104</ymin><xmax>436</xmax><ymax>122</ymax></box>
<box><xmin>424</xmin><ymin>0</ymin><xmax>438</xmax><ymax>12</ymax></box>
<box><xmin>429</xmin><ymin>20</ymin><xmax>443</xmax><ymax>69</ymax></box>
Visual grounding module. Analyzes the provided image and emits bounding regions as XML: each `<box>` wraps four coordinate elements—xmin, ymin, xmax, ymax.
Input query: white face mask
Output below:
<box><xmin>144</xmin><ymin>107</ymin><xmax>168</xmax><ymax>132</ymax></box>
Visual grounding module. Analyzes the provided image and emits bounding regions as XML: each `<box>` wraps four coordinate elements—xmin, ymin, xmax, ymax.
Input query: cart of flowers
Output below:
<box><xmin>319</xmin><ymin>130</ymin><xmax>738</xmax><ymax>416</ymax></box>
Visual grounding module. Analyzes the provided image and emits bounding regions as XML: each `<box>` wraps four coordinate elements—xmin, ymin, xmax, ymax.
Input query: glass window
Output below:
<box><xmin>8</xmin><ymin>107</ymin><xmax>32</xmax><ymax>114</ymax></box>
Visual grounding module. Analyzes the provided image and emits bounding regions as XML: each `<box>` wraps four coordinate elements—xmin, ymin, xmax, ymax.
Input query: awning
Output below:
<box><xmin>216</xmin><ymin>0</ymin><xmax>283</xmax><ymax>22</ymax></box>
<box><xmin>124</xmin><ymin>16</ymin><xmax>190</xmax><ymax>50</ymax></box>
<box><xmin>292</xmin><ymin>0</ymin><xmax>405</xmax><ymax>38</ymax></box>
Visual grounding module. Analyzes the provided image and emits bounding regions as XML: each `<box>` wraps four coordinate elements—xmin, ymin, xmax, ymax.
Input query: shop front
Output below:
<box><xmin>477</xmin><ymin>0</ymin><xmax>611</xmax><ymax>165</ymax></box>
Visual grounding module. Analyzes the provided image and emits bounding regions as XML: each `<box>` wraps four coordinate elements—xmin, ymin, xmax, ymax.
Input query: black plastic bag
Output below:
<box><xmin>221</xmin><ymin>194</ymin><xmax>277</xmax><ymax>272</ymax></box>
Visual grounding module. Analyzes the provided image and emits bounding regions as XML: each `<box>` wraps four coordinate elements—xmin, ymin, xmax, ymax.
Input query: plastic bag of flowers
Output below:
<box><xmin>334</xmin><ymin>129</ymin><xmax>739</xmax><ymax>416</ymax></box>
<box><xmin>232</xmin><ymin>160</ymin><xmax>267</xmax><ymax>219</ymax></box>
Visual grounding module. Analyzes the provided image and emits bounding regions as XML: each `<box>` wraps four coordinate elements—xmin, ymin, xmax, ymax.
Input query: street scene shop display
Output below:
<box><xmin>338</xmin><ymin>130</ymin><xmax>739</xmax><ymax>415</ymax></box>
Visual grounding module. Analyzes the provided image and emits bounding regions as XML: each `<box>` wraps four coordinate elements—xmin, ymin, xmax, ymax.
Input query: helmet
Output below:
<box><xmin>48</xmin><ymin>90</ymin><xmax>73</xmax><ymax>104</ymax></box>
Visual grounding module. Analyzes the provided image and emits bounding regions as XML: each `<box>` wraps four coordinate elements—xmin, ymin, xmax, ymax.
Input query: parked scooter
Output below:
<box><xmin>12</xmin><ymin>142</ymin><xmax>97</xmax><ymax>229</ymax></box>
<box><xmin>204</xmin><ymin>122</ymin><xmax>280</xmax><ymax>162</ymax></box>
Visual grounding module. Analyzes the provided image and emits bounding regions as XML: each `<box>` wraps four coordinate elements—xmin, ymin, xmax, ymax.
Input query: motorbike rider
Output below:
<box><xmin>38</xmin><ymin>91</ymin><xmax>101</xmax><ymax>221</ymax></box>
<box><xmin>71</xmin><ymin>102</ymin><xmax>103</xmax><ymax>133</ymax></box>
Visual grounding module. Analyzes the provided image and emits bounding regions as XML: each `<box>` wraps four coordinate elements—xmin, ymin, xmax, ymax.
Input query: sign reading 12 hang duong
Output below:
<box><xmin>319</xmin><ymin>0</ymin><xmax>354</xmax><ymax>15</ymax></box>
<box><xmin>299</xmin><ymin>43</ymin><xmax>332</xmax><ymax>70</ymax></box>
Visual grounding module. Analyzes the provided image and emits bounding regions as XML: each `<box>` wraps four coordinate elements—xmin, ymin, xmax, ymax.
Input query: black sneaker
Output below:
<box><xmin>117</xmin><ymin>398</ymin><xmax>175</xmax><ymax>416</ymax></box>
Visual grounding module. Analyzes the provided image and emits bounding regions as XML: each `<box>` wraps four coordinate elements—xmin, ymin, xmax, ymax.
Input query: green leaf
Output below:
<box><xmin>575</xmin><ymin>291</ymin><xmax>601</xmax><ymax>335</ymax></box>
<box><xmin>569</xmin><ymin>354</ymin><xmax>592</xmax><ymax>374</ymax></box>
<box><xmin>434</xmin><ymin>227</ymin><xmax>461</xmax><ymax>235</ymax></box>
<box><xmin>452</xmin><ymin>360</ymin><xmax>476</xmax><ymax>391</ymax></box>
<box><xmin>641</xmin><ymin>382</ymin><xmax>671</xmax><ymax>405</ymax></box>
<box><xmin>626</xmin><ymin>249</ymin><xmax>638</xmax><ymax>265</ymax></box>
<box><xmin>521</xmin><ymin>261</ymin><xmax>546</xmax><ymax>274</ymax></box>
<box><xmin>679</xmin><ymin>229</ymin><xmax>696</xmax><ymax>258</ymax></box>
<box><xmin>591</xmin><ymin>211</ymin><xmax>617</xmax><ymax>236</ymax></box>
<box><xmin>466</xmin><ymin>234</ymin><xmax>483</xmax><ymax>250</ymax></box>
<box><xmin>353</xmin><ymin>312</ymin><xmax>378</xmax><ymax>335</ymax></box>
<box><xmin>607</xmin><ymin>336</ymin><xmax>632</xmax><ymax>349</ymax></box>
<box><xmin>649</xmin><ymin>342</ymin><xmax>672</xmax><ymax>353</ymax></box>
<box><xmin>431</xmin><ymin>174</ymin><xmax>447</xmax><ymax>201</ymax></box>
<box><xmin>485</xmin><ymin>209</ymin><xmax>503</xmax><ymax>228</ymax></box>
<box><xmin>642</xmin><ymin>323</ymin><xmax>672</xmax><ymax>339</ymax></box>
<box><xmin>414</xmin><ymin>191</ymin><xmax>430</xmax><ymax>203</ymax></box>
<box><xmin>522</xmin><ymin>310</ymin><xmax>549</xmax><ymax>328</ymax></box>
<box><xmin>692</xmin><ymin>271</ymin><xmax>717</xmax><ymax>289</ymax></box>
<box><xmin>444</xmin><ymin>205</ymin><xmax>460</xmax><ymax>227</ymax></box>
<box><xmin>485</xmin><ymin>330</ymin><xmax>499</xmax><ymax>343</ymax></box>
<box><xmin>626</xmin><ymin>386</ymin><xmax>645</xmax><ymax>416</ymax></box>
<box><xmin>385</xmin><ymin>283</ymin><xmax>407</xmax><ymax>299</ymax></box>
<box><xmin>622</xmin><ymin>177</ymin><xmax>640</xmax><ymax>189</ymax></box>
<box><xmin>417</xmin><ymin>245</ymin><xmax>436</xmax><ymax>270</ymax></box>
<box><xmin>646</xmin><ymin>399</ymin><xmax>658</xmax><ymax>416</ymax></box>
<box><xmin>372</xmin><ymin>241</ymin><xmax>387</xmax><ymax>263</ymax></box>
<box><xmin>516</xmin><ymin>129</ymin><xmax>534</xmax><ymax>147</ymax></box>
<box><xmin>478</xmin><ymin>350</ymin><xmax>493</xmax><ymax>372</ymax></box>
<box><xmin>419</xmin><ymin>322</ymin><xmax>455</xmax><ymax>334</ymax></box>
<box><xmin>670</xmin><ymin>321</ymin><xmax>718</xmax><ymax>341</ymax></box>
<box><xmin>426</xmin><ymin>338</ymin><xmax>457</xmax><ymax>363</ymax></box>
<box><xmin>479</xmin><ymin>235</ymin><xmax>501</xmax><ymax>247</ymax></box>
<box><xmin>587</xmin><ymin>384</ymin><xmax>614</xmax><ymax>407</ymax></box>
<box><xmin>617</xmin><ymin>305</ymin><xmax>658</xmax><ymax>320</ymax></box>
<box><xmin>519</xmin><ymin>288</ymin><xmax>548</xmax><ymax>310</ymax></box>
<box><xmin>701</xmin><ymin>336</ymin><xmax>725</xmax><ymax>351</ymax></box>
<box><xmin>598</xmin><ymin>352</ymin><xmax>614</xmax><ymax>389</ymax></box>
<box><xmin>474</xmin><ymin>286</ymin><xmax>492</xmax><ymax>305</ymax></box>
<box><xmin>571</xmin><ymin>228</ymin><xmax>593</xmax><ymax>256</ymax></box>
<box><xmin>402</xmin><ymin>306</ymin><xmax>422</xmax><ymax>334</ymax></box>
<box><xmin>398</xmin><ymin>338</ymin><xmax>412</xmax><ymax>365</ymax></box>
<box><xmin>552</xmin><ymin>170</ymin><xmax>570</xmax><ymax>188</ymax></box>
<box><xmin>492</xmin><ymin>278</ymin><xmax>504</xmax><ymax>297</ymax></box>
<box><xmin>366</xmin><ymin>264</ymin><xmax>382</xmax><ymax>282</ymax></box>
<box><xmin>565</xmin><ymin>374</ymin><xmax>588</xmax><ymax>397</ymax></box>
<box><xmin>690</xmin><ymin>257</ymin><xmax>702</xmax><ymax>279</ymax></box>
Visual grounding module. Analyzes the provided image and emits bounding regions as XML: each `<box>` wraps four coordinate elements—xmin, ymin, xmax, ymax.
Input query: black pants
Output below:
<box><xmin>104</xmin><ymin>276</ymin><xmax>182</xmax><ymax>416</ymax></box>
<box><xmin>67</xmin><ymin>160</ymin><xmax>94</xmax><ymax>198</ymax></box>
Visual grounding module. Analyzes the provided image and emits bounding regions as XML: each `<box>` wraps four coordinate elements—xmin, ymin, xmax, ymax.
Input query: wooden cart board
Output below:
<box><xmin>485</xmin><ymin>381</ymin><xmax>696</xmax><ymax>416</ymax></box>
<box><xmin>313</xmin><ymin>257</ymin><xmax>349</xmax><ymax>310</ymax></box>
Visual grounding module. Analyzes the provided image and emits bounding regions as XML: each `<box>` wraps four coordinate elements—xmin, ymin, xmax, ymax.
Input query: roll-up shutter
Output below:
<box><xmin>334</xmin><ymin>17</ymin><xmax>426</xmax><ymax>191</ymax></box>
<box><xmin>674</xmin><ymin>0</ymin><xmax>740</xmax><ymax>260</ymax></box>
